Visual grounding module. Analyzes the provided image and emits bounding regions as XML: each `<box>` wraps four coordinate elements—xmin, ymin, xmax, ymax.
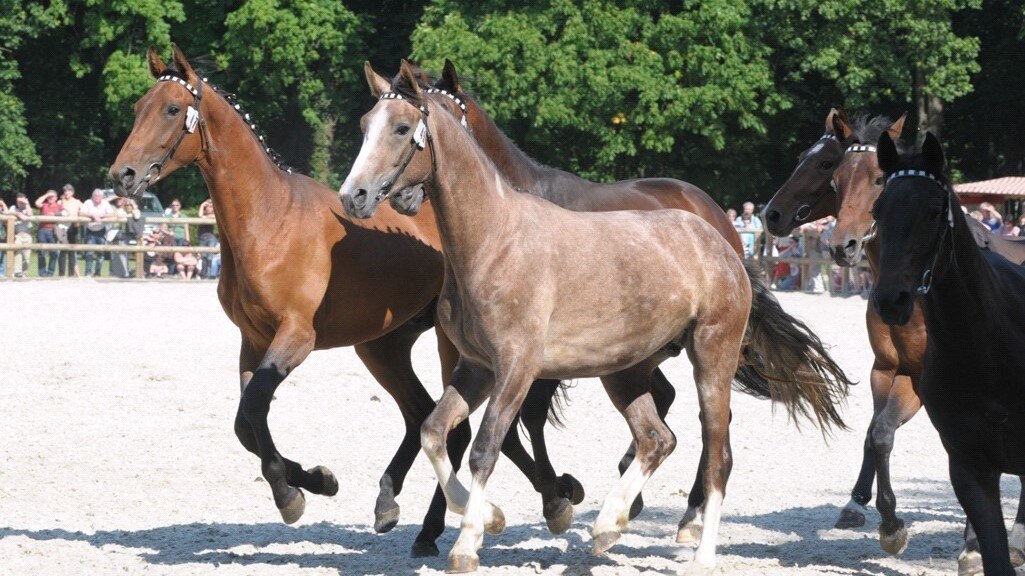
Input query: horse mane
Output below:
<box><xmin>848</xmin><ymin>114</ymin><xmax>910</xmax><ymax>154</ymax></box>
<box><xmin>162</xmin><ymin>63</ymin><xmax>297</xmax><ymax>174</ymax></box>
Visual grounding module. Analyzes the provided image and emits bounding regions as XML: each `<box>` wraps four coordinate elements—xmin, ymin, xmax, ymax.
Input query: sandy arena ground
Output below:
<box><xmin>1</xmin><ymin>280</ymin><xmax>1021</xmax><ymax>575</ymax></box>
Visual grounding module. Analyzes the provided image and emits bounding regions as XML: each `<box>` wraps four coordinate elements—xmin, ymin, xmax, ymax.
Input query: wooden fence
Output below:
<box><xmin>0</xmin><ymin>216</ymin><xmax>870</xmax><ymax>293</ymax></box>
<box><xmin>0</xmin><ymin>214</ymin><xmax>217</xmax><ymax>279</ymax></box>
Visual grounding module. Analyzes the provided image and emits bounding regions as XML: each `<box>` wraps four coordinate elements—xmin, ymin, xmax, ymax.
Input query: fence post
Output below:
<box><xmin>135</xmin><ymin>246</ymin><xmax>144</xmax><ymax>279</ymax></box>
<box><xmin>5</xmin><ymin>217</ymin><xmax>13</xmax><ymax>278</ymax></box>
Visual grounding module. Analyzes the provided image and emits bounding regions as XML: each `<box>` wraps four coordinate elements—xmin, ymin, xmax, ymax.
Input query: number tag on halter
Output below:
<box><xmin>413</xmin><ymin>119</ymin><xmax>427</xmax><ymax>149</ymax></box>
<box><xmin>185</xmin><ymin>106</ymin><xmax>200</xmax><ymax>134</ymax></box>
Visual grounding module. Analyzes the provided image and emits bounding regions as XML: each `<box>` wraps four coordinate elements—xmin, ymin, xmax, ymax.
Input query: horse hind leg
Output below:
<box><xmin>593</xmin><ymin>363</ymin><xmax>676</xmax><ymax>556</ymax></box>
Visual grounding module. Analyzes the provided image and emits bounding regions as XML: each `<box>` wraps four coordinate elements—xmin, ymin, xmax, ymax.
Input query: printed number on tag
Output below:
<box><xmin>413</xmin><ymin>119</ymin><xmax>427</xmax><ymax>149</ymax></box>
<box><xmin>186</xmin><ymin>106</ymin><xmax>200</xmax><ymax>134</ymax></box>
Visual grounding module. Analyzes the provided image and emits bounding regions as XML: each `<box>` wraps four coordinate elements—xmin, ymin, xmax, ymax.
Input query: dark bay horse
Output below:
<box><xmin>107</xmin><ymin>45</ymin><xmax>580</xmax><ymax>557</ymax></box>
<box><xmin>873</xmin><ymin>131</ymin><xmax>1025</xmax><ymax>576</ymax></box>
<box><xmin>766</xmin><ymin>111</ymin><xmax>1025</xmax><ymax>572</ymax></box>
<box><xmin>370</xmin><ymin>59</ymin><xmax>853</xmax><ymax>542</ymax></box>
<box><xmin>339</xmin><ymin>61</ymin><xmax>850</xmax><ymax>573</ymax></box>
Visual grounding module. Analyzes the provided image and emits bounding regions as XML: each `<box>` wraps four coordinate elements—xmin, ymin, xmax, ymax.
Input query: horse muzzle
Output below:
<box><xmin>829</xmin><ymin>236</ymin><xmax>863</xmax><ymax>267</ymax></box>
<box><xmin>872</xmin><ymin>288</ymin><xmax>915</xmax><ymax>326</ymax></box>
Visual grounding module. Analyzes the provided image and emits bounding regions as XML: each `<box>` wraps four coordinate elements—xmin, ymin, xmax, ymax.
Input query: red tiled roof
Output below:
<box><xmin>954</xmin><ymin>177</ymin><xmax>1025</xmax><ymax>197</ymax></box>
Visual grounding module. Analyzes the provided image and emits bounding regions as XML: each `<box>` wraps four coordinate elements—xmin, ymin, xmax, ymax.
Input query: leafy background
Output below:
<box><xmin>2</xmin><ymin>0</ymin><xmax>1022</xmax><ymax>210</ymax></box>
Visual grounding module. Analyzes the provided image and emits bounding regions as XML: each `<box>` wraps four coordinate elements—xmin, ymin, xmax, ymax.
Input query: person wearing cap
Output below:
<box><xmin>58</xmin><ymin>183</ymin><xmax>82</xmax><ymax>277</ymax></box>
<box><xmin>79</xmin><ymin>188</ymin><xmax>114</xmax><ymax>277</ymax></box>
<box><xmin>10</xmin><ymin>193</ymin><xmax>34</xmax><ymax>277</ymax></box>
<box><xmin>34</xmin><ymin>189</ymin><xmax>62</xmax><ymax>277</ymax></box>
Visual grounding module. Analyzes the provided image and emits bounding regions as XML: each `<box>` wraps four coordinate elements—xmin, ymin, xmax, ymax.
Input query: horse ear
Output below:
<box><xmin>876</xmin><ymin>132</ymin><xmax>900</xmax><ymax>174</ymax></box>
<box><xmin>170</xmin><ymin>43</ymin><xmax>197</xmax><ymax>82</ymax></box>
<box><xmin>922</xmin><ymin>132</ymin><xmax>946</xmax><ymax>175</ymax></box>
<box><xmin>398</xmin><ymin>59</ymin><xmax>423</xmax><ymax>99</ymax></box>
<box><xmin>147</xmin><ymin>47</ymin><xmax>166</xmax><ymax>79</ymax></box>
<box><xmin>887</xmin><ymin>112</ymin><xmax>907</xmax><ymax>140</ymax></box>
<box><xmin>830</xmin><ymin>109</ymin><xmax>852</xmax><ymax>140</ymax></box>
<box><xmin>364</xmin><ymin>61</ymin><xmax>390</xmax><ymax>98</ymax></box>
<box><xmin>440</xmin><ymin>59</ymin><xmax>462</xmax><ymax>93</ymax></box>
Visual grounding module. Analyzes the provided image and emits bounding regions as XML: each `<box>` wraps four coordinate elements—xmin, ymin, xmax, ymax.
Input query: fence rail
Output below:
<box><xmin>0</xmin><ymin>214</ymin><xmax>218</xmax><ymax>279</ymax></box>
<box><xmin>0</xmin><ymin>216</ymin><xmax>870</xmax><ymax>292</ymax></box>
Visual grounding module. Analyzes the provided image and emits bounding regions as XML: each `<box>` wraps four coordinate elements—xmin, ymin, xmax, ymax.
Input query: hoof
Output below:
<box><xmin>447</xmin><ymin>553</ymin><xmax>479</xmax><ymax>573</ymax></box>
<box><xmin>628</xmin><ymin>494</ymin><xmax>644</xmax><ymax>521</ymax></box>
<box><xmin>879</xmin><ymin>524</ymin><xmax>909</xmax><ymax>556</ymax></box>
<box><xmin>375</xmin><ymin>506</ymin><xmax>400</xmax><ymax>534</ymax></box>
<box><xmin>593</xmin><ymin>531</ymin><xmax>620</xmax><ymax>556</ymax></box>
<box><xmin>279</xmin><ymin>487</ymin><xmax>306</xmax><ymax>525</ymax></box>
<box><xmin>485</xmin><ymin>503</ymin><xmax>505</xmax><ymax>536</ymax></box>
<box><xmin>411</xmin><ymin>540</ymin><xmax>440</xmax><ymax>558</ymax></box>
<box><xmin>834</xmin><ymin>504</ymin><xmax>867</xmax><ymax>529</ymax></box>
<box><xmin>544</xmin><ymin>498</ymin><xmax>574</xmax><ymax>534</ymax></box>
<box><xmin>310</xmin><ymin>465</ymin><xmax>339</xmax><ymax>497</ymax></box>
<box><xmin>558</xmin><ymin>474</ymin><xmax>585</xmax><ymax>505</ymax></box>
<box><xmin>676</xmin><ymin>521</ymin><xmax>702</xmax><ymax>544</ymax></box>
<box><xmin>957</xmin><ymin>550</ymin><xmax>983</xmax><ymax>576</ymax></box>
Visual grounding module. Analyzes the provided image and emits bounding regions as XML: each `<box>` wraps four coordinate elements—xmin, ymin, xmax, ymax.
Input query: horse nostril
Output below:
<box><xmin>766</xmin><ymin>209</ymin><xmax>780</xmax><ymax>223</ymax></box>
<box><xmin>120</xmin><ymin>166</ymin><xmax>136</xmax><ymax>186</ymax></box>
<box><xmin>353</xmin><ymin>189</ymin><xmax>368</xmax><ymax>207</ymax></box>
<box><xmin>844</xmin><ymin>238</ymin><xmax>858</xmax><ymax>256</ymax></box>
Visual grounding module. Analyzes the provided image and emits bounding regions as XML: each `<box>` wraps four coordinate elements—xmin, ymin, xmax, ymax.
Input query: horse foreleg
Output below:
<box><xmin>594</xmin><ymin>363</ymin><xmax>676</xmax><ymax>556</ymax></box>
<box><xmin>448</xmin><ymin>358</ymin><xmax>537</xmax><ymax>573</ymax></box>
<box><xmin>873</xmin><ymin>374</ymin><xmax>921</xmax><ymax>555</ymax></box>
<box><xmin>950</xmin><ymin>458</ymin><xmax>1014</xmax><ymax>576</ymax></box>
<box><xmin>238</xmin><ymin>321</ymin><xmax>316</xmax><ymax>524</ymax></box>
<box><xmin>617</xmin><ymin>368</ymin><xmax>675</xmax><ymax>522</ymax></box>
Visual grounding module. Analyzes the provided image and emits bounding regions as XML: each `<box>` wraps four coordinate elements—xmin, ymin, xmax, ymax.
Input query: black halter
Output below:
<box><xmin>145</xmin><ymin>74</ymin><xmax>212</xmax><ymax>188</ymax></box>
<box><xmin>885</xmin><ymin>169</ymin><xmax>954</xmax><ymax>295</ymax></box>
<box><xmin>375</xmin><ymin>92</ymin><xmax>438</xmax><ymax>201</ymax></box>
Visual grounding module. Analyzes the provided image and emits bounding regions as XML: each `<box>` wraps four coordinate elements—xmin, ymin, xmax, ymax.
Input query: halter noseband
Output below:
<box><xmin>375</xmin><ymin>92</ymin><xmax>438</xmax><ymax>202</ymax></box>
<box><xmin>142</xmin><ymin>74</ymin><xmax>212</xmax><ymax>192</ymax></box>
<box><xmin>885</xmin><ymin>169</ymin><xmax>954</xmax><ymax>295</ymax></box>
<box><xmin>425</xmin><ymin>88</ymin><xmax>469</xmax><ymax>129</ymax></box>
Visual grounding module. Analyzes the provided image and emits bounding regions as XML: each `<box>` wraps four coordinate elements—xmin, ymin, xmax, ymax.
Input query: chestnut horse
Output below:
<box><xmin>873</xmin><ymin>131</ymin><xmax>1025</xmax><ymax>576</ymax></box>
<box><xmin>766</xmin><ymin>110</ymin><xmax>1025</xmax><ymax>573</ymax></box>
<box><xmin>371</xmin><ymin>59</ymin><xmax>854</xmax><ymax>540</ymax></box>
<box><xmin>107</xmin><ymin>45</ymin><xmax>582</xmax><ymax>557</ymax></box>
<box><xmin>339</xmin><ymin>61</ymin><xmax>850</xmax><ymax>573</ymax></box>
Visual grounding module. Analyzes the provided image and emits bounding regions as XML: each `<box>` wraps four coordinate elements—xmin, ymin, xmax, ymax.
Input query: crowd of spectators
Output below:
<box><xmin>0</xmin><ymin>185</ymin><xmax>219</xmax><ymax>279</ymax></box>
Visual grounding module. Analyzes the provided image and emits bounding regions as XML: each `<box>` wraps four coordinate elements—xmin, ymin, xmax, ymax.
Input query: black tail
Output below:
<box><xmin>547</xmin><ymin>380</ymin><xmax>572</xmax><ymax>428</ymax></box>
<box><xmin>733</xmin><ymin>261</ymin><xmax>854</xmax><ymax>432</ymax></box>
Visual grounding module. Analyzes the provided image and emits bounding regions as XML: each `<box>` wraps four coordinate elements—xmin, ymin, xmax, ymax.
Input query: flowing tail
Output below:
<box><xmin>733</xmin><ymin>261</ymin><xmax>854</xmax><ymax>432</ymax></box>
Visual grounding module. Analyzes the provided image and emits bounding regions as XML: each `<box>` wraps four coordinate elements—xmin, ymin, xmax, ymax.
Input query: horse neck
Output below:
<box><xmin>468</xmin><ymin>104</ymin><xmax>584</xmax><ymax>204</ymax></box>
<box><xmin>194</xmin><ymin>91</ymin><xmax>288</xmax><ymax>244</ymax></box>
<box><xmin>426</xmin><ymin>108</ymin><xmax>515</xmax><ymax>271</ymax></box>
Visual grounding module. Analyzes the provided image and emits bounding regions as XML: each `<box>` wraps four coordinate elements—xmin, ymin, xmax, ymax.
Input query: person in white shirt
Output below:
<box><xmin>79</xmin><ymin>188</ymin><xmax>114</xmax><ymax>277</ymax></box>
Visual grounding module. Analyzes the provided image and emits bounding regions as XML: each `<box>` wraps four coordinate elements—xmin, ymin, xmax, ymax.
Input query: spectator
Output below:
<box><xmin>774</xmin><ymin>234</ymin><xmax>802</xmax><ymax>290</ymax></box>
<box><xmin>58</xmin><ymin>183</ymin><xmax>82</xmax><ymax>277</ymax></box>
<box><xmin>734</xmin><ymin>202</ymin><xmax>763</xmax><ymax>257</ymax></box>
<box><xmin>10</xmin><ymin>193</ymin><xmax>34</xmax><ymax>277</ymax></box>
<box><xmin>980</xmin><ymin>202</ymin><xmax>1003</xmax><ymax>232</ymax></box>
<box><xmin>725</xmin><ymin>208</ymin><xmax>738</xmax><ymax>223</ymax></box>
<box><xmin>34</xmin><ymin>189</ymin><xmax>62</xmax><ymax>277</ymax></box>
<box><xmin>80</xmin><ymin>188</ymin><xmax>114</xmax><ymax>277</ymax></box>
<box><xmin>109</xmin><ymin>197</ymin><xmax>143</xmax><ymax>278</ymax></box>
<box><xmin>162</xmin><ymin>198</ymin><xmax>190</xmax><ymax>244</ymax></box>
<box><xmin>969</xmin><ymin>210</ymin><xmax>984</xmax><ymax>223</ymax></box>
<box><xmin>197</xmin><ymin>198</ymin><xmax>218</xmax><ymax>277</ymax></box>
<box><xmin>174</xmin><ymin>245</ymin><xmax>199</xmax><ymax>279</ymax></box>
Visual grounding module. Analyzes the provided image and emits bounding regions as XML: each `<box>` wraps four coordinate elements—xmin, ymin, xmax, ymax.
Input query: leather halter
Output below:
<box><xmin>145</xmin><ymin>74</ymin><xmax>212</xmax><ymax>188</ymax></box>
<box><xmin>375</xmin><ymin>92</ymin><xmax>438</xmax><ymax>202</ymax></box>
<box><xmin>885</xmin><ymin>169</ymin><xmax>954</xmax><ymax>295</ymax></box>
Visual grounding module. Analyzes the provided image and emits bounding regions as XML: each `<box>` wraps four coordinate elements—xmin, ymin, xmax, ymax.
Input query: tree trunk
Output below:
<box><xmin>310</xmin><ymin>113</ymin><xmax>336</xmax><ymax>186</ymax></box>
<box><xmin>914</xmin><ymin>67</ymin><xmax>945</xmax><ymax>141</ymax></box>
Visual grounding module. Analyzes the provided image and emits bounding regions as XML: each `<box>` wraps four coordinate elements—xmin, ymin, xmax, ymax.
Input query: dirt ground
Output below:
<box><xmin>0</xmin><ymin>281</ymin><xmax>1021</xmax><ymax>575</ymax></box>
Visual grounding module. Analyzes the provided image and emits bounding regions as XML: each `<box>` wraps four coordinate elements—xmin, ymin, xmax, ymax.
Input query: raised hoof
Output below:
<box><xmin>628</xmin><ymin>494</ymin><xmax>644</xmax><ymax>521</ymax></box>
<box><xmin>310</xmin><ymin>465</ymin><xmax>339</xmax><ymax>497</ymax></box>
<box><xmin>447</xmin><ymin>553</ymin><xmax>479</xmax><ymax>573</ymax></box>
<box><xmin>279</xmin><ymin>487</ymin><xmax>306</xmax><ymax>525</ymax></box>
<box><xmin>411</xmin><ymin>540</ymin><xmax>440</xmax><ymax>558</ymax></box>
<box><xmin>957</xmin><ymin>550</ymin><xmax>983</xmax><ymax>576</ymax></box>
<box><xmin>1011</xmin><ymin>547</ymin><xmax>1025</xmax><ymax>567</ymax></box>
<box><xmin>592</xmin><ymin>531</ymin><xmax>620</xmax><ymax>556</ymax></box>
<box><xmin>676</xmin><ymin>521</ymin><xmax>702</xmax><ymax>544</ymax></box>
<box><xmin>879</xmin><ymin>524</ymin><xmax>909</xmax><ymax>556</ymax></box>
<box><xmin>558</xmin><ymin>474</ymin><xmax>586</xmax><ymax>505</ymax></box>
<box><xmin>834</xmin><ymin>506</ymin><xmax>866</xmax><ymax>529</ymax></box>
<box><xmin>485</xmin><ymin>504</ymin><xmax>506</xmax><ymax>536</ymax></box>
<box><xmin>544</xmin><ymin>498</ymin><xmax>574</xmax><ymax>534</ymax></box>
<box><xmin>375</xmin><ymin>506</ymin><xmax>400</xmax><ymax>534</ymax></box>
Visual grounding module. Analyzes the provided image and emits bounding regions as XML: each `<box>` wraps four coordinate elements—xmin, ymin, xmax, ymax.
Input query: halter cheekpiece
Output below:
<box><xmin>885</xmin><ymin>169</ymin><xmax>955</xmax><ymax>295</ymax></box>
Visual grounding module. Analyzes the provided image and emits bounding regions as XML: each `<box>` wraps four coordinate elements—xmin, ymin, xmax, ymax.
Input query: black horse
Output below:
<box><xmin>872</xmin><ymin>131</ymin><xmax>1025</xmax><ymax>576</ymax></box>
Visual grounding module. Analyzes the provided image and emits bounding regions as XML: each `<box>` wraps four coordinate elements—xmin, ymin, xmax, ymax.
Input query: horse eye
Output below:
<box><xmin>396</xmin><ymin>124</ymin><xmax>410</xmax><ymax>136</ymax></box>
<box><xmin>819</xmin><ymin>160</ymin><xmax>834</xmax><ymax>170</ymax></box>
<box><xmin>875</xmin><ymin>176</ymin><xmax>885</xmax><ymax>186</ymax></box>
<box><xmin>167</xmin><ymin>105</ymin><xmax>181</xmax><ymax>117</ymax></box>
